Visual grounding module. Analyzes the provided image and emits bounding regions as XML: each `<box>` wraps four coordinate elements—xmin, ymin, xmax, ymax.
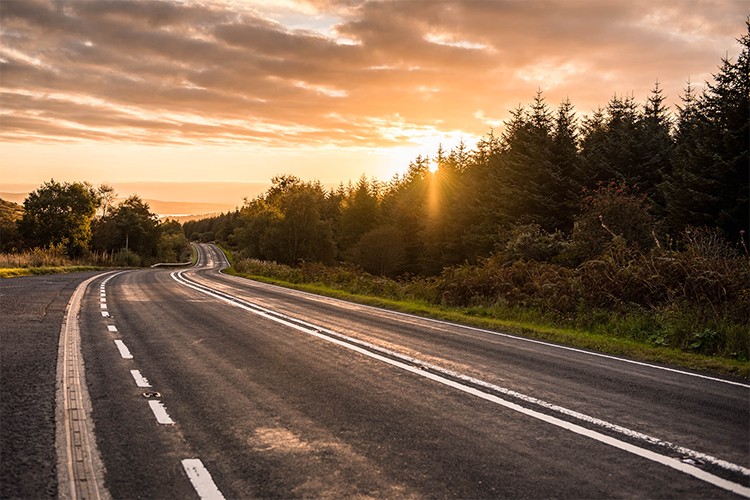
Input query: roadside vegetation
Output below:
<box><xmin>2</xmin><ymin>26</ymin><xmax>747</xmax><ymax>376</ymax></box>
<box><xmin>190</xmin><ymin>28</ymin><xmax>749</xmax><ymax>378</ymax></box>
<box><xmin>0</xmin><ymin>183</ymin><xmax>191</xmax><ymax>277</ymax></box>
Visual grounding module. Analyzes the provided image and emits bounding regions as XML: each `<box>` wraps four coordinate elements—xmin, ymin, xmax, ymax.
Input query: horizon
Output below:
<box><xmin>1</xmin><ymin>0</ymin><xmax>747</xmax><ymax>193</ymax></box>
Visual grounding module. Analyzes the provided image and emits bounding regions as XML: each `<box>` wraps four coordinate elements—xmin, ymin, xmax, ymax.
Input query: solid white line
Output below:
<box><xmin>148</xmin><ymin>400</ymin><xmax>175</xmax><ymax>425</ymax></box>
<box><xmin>56</xmin><ymin>272</ymin><xmax>113</xmax><ymax>500</ymax></box>
<box><xmin>172</xmin><ymin>270</ymin><xmax>750</xmax><ymax>496</ymax></box>
<box><xmin>130</xmin><ymin>370</ymin><xmax>151</xmax><ymax>388</ymax></box>
<box><xmin>113</xmin><ymin>340</ymin><xmax>133</xmax><ymax>359</ymax></box>
<box><xmin>300</xmin><ymin>325</ymin><xmax>750</xmax><ymax>496</ymax></box>
<box><xmin>107</xmin><ymin>325</ymin><xmax>117</xmax><ymax>332</ymax></box>
<box><xmin>182</xmin><ymin>459</ymin><xmax>225</xmax><ymax>500</ymax></box>
<box><xmin>217</xmin><ymin>262</ymin><xmax>748</xmax><ymax>389</ymax></box>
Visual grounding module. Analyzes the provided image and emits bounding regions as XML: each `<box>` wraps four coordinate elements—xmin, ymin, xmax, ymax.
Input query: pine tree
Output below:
<box><xmin>549</xmin><ymin>98</ymin><xmax>582</xmax><ymax>232</ymax></box>
<box><xmin>663</xmin><ymin>23</ymin><xmax>749</xmax><ymax>238</ymax></box>
<box><xmin>635</xmin><ymin>81</ymin><xmax>674</xmax><ymax>209</ymax></box>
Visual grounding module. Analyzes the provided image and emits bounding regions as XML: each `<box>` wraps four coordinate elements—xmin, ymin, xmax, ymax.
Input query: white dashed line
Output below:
<box><xmin>113</xmin><ymin>340</ymin><xmax>133</xmax><ymax>359</ymax></box>
<box><xmin>101</xmin><ymin>311</ymin><xmax>110</xmax><ymax>318</ymax></box>
<box><xmin>107</xmin><ymin>325</ymin><xmax>117</xmax><ymax>332</ymax></box>
<box><xmin>182</xmin><ymin>459</ymin><xmax>225</xmax><ymax>500</ymax></box>
<box><xmin>130</xmin><ymin>370</ymin><xmax>152</xmax><ymax>388</ymax></box>
<box><xmin>173</xmin><ymin>269</ymin><xmax>750</xmax><ymax>497</ymax></box>
<box><xmin>100</xmin><ymin>297</ymin><xmax>106</xmax><ymax>302</ymax></box>
<box><xmin>148</xmin><ymin>400</ymin><xmax>175</xmax><ymax>425</ymax></box>
<box><xmin>100</xmin><ymin>303</ymin><xmax>107</xmax><ymax>309</ymax></box>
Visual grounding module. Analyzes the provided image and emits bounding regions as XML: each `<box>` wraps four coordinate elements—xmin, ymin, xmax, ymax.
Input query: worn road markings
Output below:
<box><xmin>114</xmin><ymin>340</ymin><xmax>133</xmax><ymax>359</ymax></box>
<box><xmin>173</xmin><ymin>269</ymin><xmax>750</xmax><ymax>498</ymax></box>
<box><xmin>130</xmin><ymin>370</ymin><xmax>152</xmax><ymax>388</ymax></box>
<box><xmin>148</xmin><ymin>400</ymin><xmax>175</xmax><ymax>425</ymax></box>
<box><xmin>56</xmin><ymin>273</ymin><xmax>114</xmax><ymax>500</ymax></box>
<box><xmin>182</xmin><ymin>459</ymin><xmax>225</xmax><ymax>500</ymax></box>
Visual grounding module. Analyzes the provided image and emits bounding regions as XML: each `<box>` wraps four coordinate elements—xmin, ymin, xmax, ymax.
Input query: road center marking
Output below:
<box><xmin>148</xmin><ymin>400</ymin><xmax>175</xmax><ymax>425</ymax></box>
<box><xmin>130</xmin><ymin>370</ymin><xmax>152</xmax><ymax>388</ymax></box>
<box><xmin>182</xmin><ymin>459</ymin><xmax>225</xmax><ymax>500</ymax></box>
<box><xmin>56</xmin><ymin>272</ymin><xmax>119</xmax><ymax>500</ymax></box>
<box><xmin>172</xmin><ymin>269</ymin><xmax>750</xmax><ymax>497</ymax></box>
<box><xmin>107</xmin><ymin>325</ymin><xmax>117</xmax><ymax>332</ymax></box>
<box><xmin>114</xmin><ymin>340</ymin><xmax>133</xmax><ymax>359</ymax></box>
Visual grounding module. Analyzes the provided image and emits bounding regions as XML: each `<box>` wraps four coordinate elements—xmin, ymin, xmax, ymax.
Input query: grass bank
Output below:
<box><xmin>223</xmin><ymin>254</ymin><xmax>749</xmax><ymax>380</ymax></box>
<box><xmin>0</xmin><ymin>266</ymin><xmax>106</xmax><ymax>278</ymax></box>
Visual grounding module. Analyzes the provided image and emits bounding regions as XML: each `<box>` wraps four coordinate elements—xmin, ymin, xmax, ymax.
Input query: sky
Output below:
<box><xmin>1</xmin><ymin>0</ymin><xmax>747</xmax><ymax>203</ymax></box>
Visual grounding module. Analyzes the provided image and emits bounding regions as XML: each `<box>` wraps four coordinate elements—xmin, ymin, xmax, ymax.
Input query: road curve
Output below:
<box><xmin>75</xmin><ymin>243</ymin><xmax>748</xmax><ymax>498</ymax></box>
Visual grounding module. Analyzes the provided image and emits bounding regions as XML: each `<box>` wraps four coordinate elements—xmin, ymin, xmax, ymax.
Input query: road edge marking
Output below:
<box><xmin>173</xmin><ymin>269</ymin><xmax>750</xmax><ymax>497</ymax></box>
<box><xmin>213</xmin><ymin>253</ymin><xmax>748</xmax><ymax>389</ymax></box>
<box><xmin>55</xmin><ymin>272</ymin><xmax>116</xmax><ymax>500</ymax></box>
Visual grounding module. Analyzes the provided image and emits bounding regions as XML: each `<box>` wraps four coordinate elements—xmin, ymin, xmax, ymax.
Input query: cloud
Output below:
<box><xmin>1</xmin><ymin>0</ymin><xmax>746</xmax><ymax>149</ymax></box>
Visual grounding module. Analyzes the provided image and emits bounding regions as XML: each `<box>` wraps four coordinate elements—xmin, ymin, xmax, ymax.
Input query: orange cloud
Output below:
<box><xmin>0</xmin><ymin>0</ymin><xmax>745</xmax><ymax>152</ymax></box>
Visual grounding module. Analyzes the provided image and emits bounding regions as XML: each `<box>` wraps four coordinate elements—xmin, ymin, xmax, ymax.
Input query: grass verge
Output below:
<box><xmin>0</xmin><ymin>266</ymin><xmax>107</xmax><ymax>278</ymax></box>
<box><xmin>224</xmin><ymin>265</ymin><xmax>749</xmax><ymax>380</ymax></box>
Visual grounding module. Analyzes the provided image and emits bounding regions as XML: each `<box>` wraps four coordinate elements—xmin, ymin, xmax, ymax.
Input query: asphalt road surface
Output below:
<box><xmin>4</xmin><ymin>243</ymin><xmax>750</xmax><ymax>498</ymax></box>
<box><xmin>0</xmin><ymin>271</ymin><xmax>100</xmax><ymax>498</ymax></box>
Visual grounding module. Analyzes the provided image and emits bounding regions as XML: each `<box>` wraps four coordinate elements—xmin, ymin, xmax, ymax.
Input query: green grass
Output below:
<box><xmin>0</xmin><ymin>266</ymin><xmax>107</xmax><ymax>278</ymax></box>
<box><xmin>226</xmin><ymin>268</ymin><xmax>750</xmax><ymax>380</ymax></box>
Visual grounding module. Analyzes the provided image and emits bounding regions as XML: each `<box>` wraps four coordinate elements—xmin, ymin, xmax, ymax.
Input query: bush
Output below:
<box><xmin>569</xmin><ymin>181</ymin><xmax>657</xmax><ymax>262</ymax></box>
<box><xmin>495</xmin><ymin>223</ymin><xmax>568</xmax><ymax>263</ymax></box>
<box><xmin>230</xmin><ymin>223</ymin><xmax>749</xmax><ymax>359</ymax></box>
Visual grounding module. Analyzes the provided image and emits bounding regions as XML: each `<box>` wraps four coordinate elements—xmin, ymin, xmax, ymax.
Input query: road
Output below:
<box><xmin>8</xmin><ymin>243</ymin><xmax>749</xmax><ymax>498</ymax></box>
<box><xmin>0</xmin><ymin>271</ymin><xmax>101</xmax><ymax>498</ymax></box>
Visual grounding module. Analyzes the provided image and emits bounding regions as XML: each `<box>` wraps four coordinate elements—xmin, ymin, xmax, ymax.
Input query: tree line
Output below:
<box><xmin>186</xmin><ymin>26</ymin><xmax>748</xmax><ymax>277</ymax></box>
<box><xmin>0</xmin><ymin>181</ymin><xmax>188</xmax><ymax>266</ymax></box>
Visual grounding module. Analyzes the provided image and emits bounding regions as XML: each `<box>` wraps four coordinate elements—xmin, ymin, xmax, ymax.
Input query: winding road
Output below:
<box><xmin>6</xmin><ymin>243</ymin><xmax>750</xmax><ymax>498</ymax></box>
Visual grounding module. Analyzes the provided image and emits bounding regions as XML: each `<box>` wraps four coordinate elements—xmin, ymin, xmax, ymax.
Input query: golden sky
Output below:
<box><xmin>1</xmin><ymin>0</ymin><xmax>746</xmax><ymax>193</ymax></box>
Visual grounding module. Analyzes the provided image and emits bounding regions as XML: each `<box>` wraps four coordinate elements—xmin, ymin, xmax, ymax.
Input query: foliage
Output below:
<box><xmin>3</xmin><ymin>183</ymin><xmax>190</xmax><ymax>268</ymax></box>
<box><xmin>0</xmin><ymin>244</ymin><xmax>115</xmax><ymax>269</ymax></box>
<box><xmin>354</xmin><ymin>225</ymin><xmax>406</xmax><ymax>276</ymax></box>
<box><xmin>90</xmin><ymin>195</ymin><xmax>186</xmax><ymax>266</ymax></box>
<box><xmin>233</xmin><ymin>176</ymin><xmax>336</xmax><ymax>265</ymax></box>
<box><xmin>570</xmin><ymin>181</ymin><xmax>657</xmax><ymax>262</ymax></box>
<box><xmin>0</xmin><ymin>198</ymin><xmax>23</xmax><ymax>252</ymax></box>
<box><xmin>18</xmin><ymin>180</ymin><xmax>100</xmax><ymax>257</ymax></box>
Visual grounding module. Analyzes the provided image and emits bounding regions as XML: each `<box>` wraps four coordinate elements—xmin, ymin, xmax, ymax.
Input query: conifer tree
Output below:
<box><xmin>635</xmin><ymin>81</ymin><xmax>674</xmax><ymax>209</ymax></box>
<box><xmin>663</xmin><ymin>23</ymin><xmax>749</xmax><ymax>238</ymax></box>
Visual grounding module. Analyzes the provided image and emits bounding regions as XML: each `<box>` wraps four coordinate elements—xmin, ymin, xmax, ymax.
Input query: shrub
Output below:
<box><xmin>570</xmin><ymin>181</ymin><xmax>657</xmax><ymax>262</ymax></box>
<box><xmin>495</xmin><ymin>223</ymin><xmax>568</xmax><ymax>263</ymax></box>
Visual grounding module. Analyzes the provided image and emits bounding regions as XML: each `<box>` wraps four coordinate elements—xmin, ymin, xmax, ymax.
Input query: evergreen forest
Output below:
<box><xmin>2</xmin><ymin>26</ymin><xmax>748</xmax><ymax>365</ymax></box>
<box><xmin>185</xmin><ymin>27</ymin><xmax>749</xmax><ymax>362</ymax></box>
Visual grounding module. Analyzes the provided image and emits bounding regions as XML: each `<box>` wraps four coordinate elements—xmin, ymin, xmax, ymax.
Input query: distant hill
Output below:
<box><xmin>0</xmin><ymin>193</ymin><xmax>237</xmax><ymax>219</ymax></box>
<box><xmin>0</xmin><ymin>181</ymin><xmax>269</xmax><ymax>218</ymax></box>
<box><xmin>0</xmin><ymin>193</ymin><xmax>25</xmax><ymax>205</ymax></box>
<box><xmin>162</xmin><ymin>213</ymin><xmax>223</xmax><ymax>223</ymax></box>
<box><xmin>142</xmin><ymin>200</ymin><xmax>237</xmax><ymax>217</ymax></box>
<box><xmin>0</xmin><ymin>198</ymin><xmax>23</xmax><ymax>222</ymax></box>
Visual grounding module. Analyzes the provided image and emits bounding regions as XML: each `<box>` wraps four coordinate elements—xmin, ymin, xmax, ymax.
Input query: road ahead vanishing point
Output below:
<box><xmin>12</xmin><ymin>243</ymin><xmax>750</xmax><ymax>498</ymax></box>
